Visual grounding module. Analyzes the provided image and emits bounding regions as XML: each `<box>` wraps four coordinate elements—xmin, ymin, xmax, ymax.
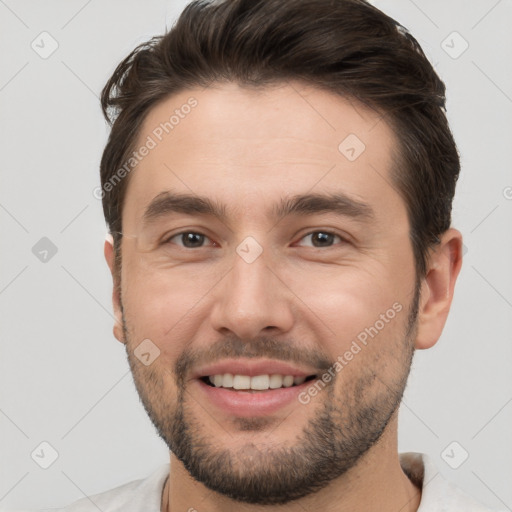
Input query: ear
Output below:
<box><xmin>414</xmin><ymin>228</ymin><xmax>463</xmax><ymax>350</ymax></box>
<box><xmin>104</xmin><ymin>234</ymin><xmax>126</xmax><ymax>344</ymax></box>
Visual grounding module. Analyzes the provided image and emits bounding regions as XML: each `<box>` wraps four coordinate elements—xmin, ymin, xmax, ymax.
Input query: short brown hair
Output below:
<box><xmin>100</xmin><ymin>0</ymin><xmax>460</xmax><ymax>279</ymax></box>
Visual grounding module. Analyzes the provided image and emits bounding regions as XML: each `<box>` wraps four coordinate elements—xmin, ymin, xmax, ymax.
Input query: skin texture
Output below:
<box><xmin>104</xmin><ymin>81</ymin><xmax>463</xmax><ymax>512</ymax></box>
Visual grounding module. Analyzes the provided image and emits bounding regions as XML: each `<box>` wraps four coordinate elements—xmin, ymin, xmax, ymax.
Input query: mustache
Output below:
<box><xmin>174</xmin><ymin>334</ymin><xmax>333</xmax><ymax>386</ymax></box>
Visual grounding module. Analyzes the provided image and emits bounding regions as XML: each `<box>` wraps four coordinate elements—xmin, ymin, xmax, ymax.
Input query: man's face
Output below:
<box><xmin>114</xmin><ymin>82</ymin><xmax>420</xmax><ymax>504</ymax></box>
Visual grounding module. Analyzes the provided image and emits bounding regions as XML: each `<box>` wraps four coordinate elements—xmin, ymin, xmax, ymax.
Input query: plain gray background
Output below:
<box><xmin>1</xmin><ymin>0</ymin><xmax>511</xmax><ymax>510</ymax></box>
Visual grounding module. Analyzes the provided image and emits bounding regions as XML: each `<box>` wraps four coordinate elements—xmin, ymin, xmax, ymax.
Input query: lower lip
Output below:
<box><xmin>195</xmin><ymin>378</ymin><xmax>313</xmax><ymax>417</ymax></box>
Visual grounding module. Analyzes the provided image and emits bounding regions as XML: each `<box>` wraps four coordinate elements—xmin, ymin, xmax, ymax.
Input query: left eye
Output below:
<box><xmin>296</xmin><ymin>231</ymin><xmax>343</xmax><ymax>248</ymax></box>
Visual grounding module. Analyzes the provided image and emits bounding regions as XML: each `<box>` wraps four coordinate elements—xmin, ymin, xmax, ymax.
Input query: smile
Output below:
<box><xmin>202</xmin><ymin>373</ymin><xmax>317</xmax><ymax>391</ymax></box>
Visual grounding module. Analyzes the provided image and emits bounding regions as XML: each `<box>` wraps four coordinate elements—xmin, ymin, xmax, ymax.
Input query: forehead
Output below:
<box><xmin>122</xmin><ymin>81</ymin><xmax>404</xmax><ymax>227</ymax></box>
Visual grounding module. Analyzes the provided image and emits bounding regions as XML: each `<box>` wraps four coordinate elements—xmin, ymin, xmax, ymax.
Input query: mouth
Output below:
<box><xmin>200</xmin><ymin>373</ymin><xmax>318</xmax><ymax>392</ymax></box>
<box><xmin>191</xmin><ymin>359</ymin><xmax>323</xmax><ymax>417</ymax></box>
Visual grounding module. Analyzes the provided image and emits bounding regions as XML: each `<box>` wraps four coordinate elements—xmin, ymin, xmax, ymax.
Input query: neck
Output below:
<box><xmin>161</xmin><ymin>416</ymin><xmax>421</xmax><ymax>512</ymax></box>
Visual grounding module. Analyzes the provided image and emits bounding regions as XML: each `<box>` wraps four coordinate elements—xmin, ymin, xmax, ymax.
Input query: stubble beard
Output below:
<box><xmin>122</xmin><ymin>284</ymin><xmax>419</xmax><ymax>505</ymax></box>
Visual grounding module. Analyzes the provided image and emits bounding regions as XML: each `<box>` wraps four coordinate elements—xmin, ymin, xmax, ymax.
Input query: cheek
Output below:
<box><xmin>286</xmin><ymin>262</ymin><xmax>407</xmax><ymax>342</ymax></box>
<box><xmin>120</xmin><ymin>260</ymin><xmax>218</xmax><ymax>363</ymax></box>
<box><xmin>120</xmin><ymin>234</ymin><xmax>414</xmax><ymax>361</ymax></box>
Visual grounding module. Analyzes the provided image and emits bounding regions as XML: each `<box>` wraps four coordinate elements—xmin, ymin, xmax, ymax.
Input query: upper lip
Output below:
<box><xmin>192</xmin><ymin>358</ymin><xmax>319</xmax><ymax>379</ymax></box>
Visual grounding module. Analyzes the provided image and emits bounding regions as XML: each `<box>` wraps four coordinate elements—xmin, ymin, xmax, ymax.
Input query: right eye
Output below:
<box><xmin>165</xmin><ymin>231</ymin><xmax>217</xmax><ymax>249</ymax></box>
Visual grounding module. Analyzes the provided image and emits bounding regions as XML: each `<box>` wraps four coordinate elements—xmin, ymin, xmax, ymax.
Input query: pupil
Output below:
<box><xmin>183</xmin><ymin>233</ymin><xmax>204</xmax><ymax>248</ymax></box>
<box><xmin>313</xmin><ymin>232</ymin><xmax>333</xmax><ymax>247</ymax></box>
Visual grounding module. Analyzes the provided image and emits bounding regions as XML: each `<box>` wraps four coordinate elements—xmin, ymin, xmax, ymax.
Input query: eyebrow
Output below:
<box><xmin>142</xmin><ymin>190</ymin><xmax>374</xmax><ymax>227</ymax></box>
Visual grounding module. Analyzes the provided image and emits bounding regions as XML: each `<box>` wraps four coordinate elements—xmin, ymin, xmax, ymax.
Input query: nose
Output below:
<box><xmin>209</xmin><ymin>246</ymin><xmax>295</xmax><ymax>340</ymax></box>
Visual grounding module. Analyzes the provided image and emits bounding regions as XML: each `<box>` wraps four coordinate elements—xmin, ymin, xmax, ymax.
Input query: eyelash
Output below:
<box><xmin>164</xmin><ymin>230</ymin><xmax>347</xmax><ymax>249</ymax></box>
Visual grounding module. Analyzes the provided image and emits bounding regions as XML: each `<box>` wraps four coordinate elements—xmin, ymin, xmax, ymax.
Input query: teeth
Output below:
<box><xmin>233</xmin><ymin>375</ymin><xmax>251</xmax><ymax>390</ymax></box>
<box><xmin>222</xmin><ymin>373</ymin><xmax>233</xmax><ymax>387</ymax></box>
<box><xmin>251</xmin><ymin>374</ymin><xmax>270</xmax><ymax>390</ymax></box>
<box><xmin>282</xmin><ymin>375</ymin><xmax>294</xmax><ymax>387</ymax></box>
<box><xmin>269</xmin><ymin>374</ymin><xmax>283</xmax><ymax>389</ymax></box>
<box><xmin>207</xmin><ymin>373</ymin><xmax>310</xmax><ymax>390</ymax></box>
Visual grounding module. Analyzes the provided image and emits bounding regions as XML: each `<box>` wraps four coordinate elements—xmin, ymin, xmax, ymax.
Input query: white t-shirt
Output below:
<box><xmin>31</xmin><ymin>453</ymin><xmax>502</xmax><ymax>512</ymax></box>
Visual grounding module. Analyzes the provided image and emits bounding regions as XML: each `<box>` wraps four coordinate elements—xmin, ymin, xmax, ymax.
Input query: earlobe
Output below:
<box><xmin>414</xmin><ymin>228</ymin><xmax>463</xmax><ymax>350</ymax></box>
<box><xmin>104</xmin><ymin>235</ymin><xmax>126</xmax><ymax>344</ymax></box>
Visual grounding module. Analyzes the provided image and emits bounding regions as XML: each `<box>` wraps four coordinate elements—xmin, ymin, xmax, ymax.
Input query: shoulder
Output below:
<box><xmin>38</xmin><ymin>464</ymin><xmax>169</xmax><ymax>512</ymax></box>
<box><xmin>400</xmin><ymin>452</ymin><xmax>505</xmax><ymax>512</ymax></box>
